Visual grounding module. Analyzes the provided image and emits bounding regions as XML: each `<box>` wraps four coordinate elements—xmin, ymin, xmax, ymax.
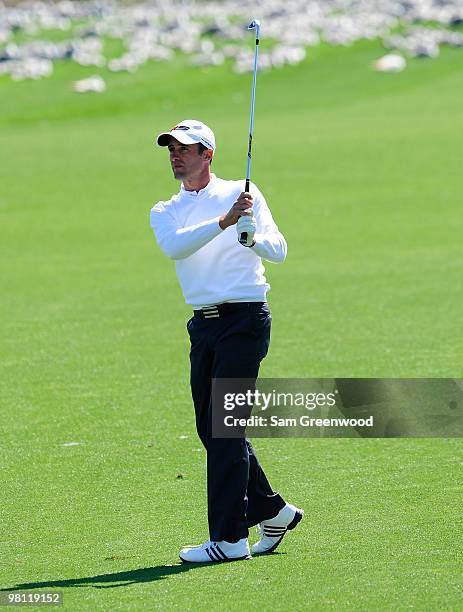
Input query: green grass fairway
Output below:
<box><xmin>1</xmin><ymin>38</ymin><xmax>462</xmax><ymax>610</ymax></box>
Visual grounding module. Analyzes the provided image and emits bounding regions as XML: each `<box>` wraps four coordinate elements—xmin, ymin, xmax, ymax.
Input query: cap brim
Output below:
<box><xmin>156</xmin><ymin>130</ymin><xmax>200</xmax><ymax>147</ymax></box>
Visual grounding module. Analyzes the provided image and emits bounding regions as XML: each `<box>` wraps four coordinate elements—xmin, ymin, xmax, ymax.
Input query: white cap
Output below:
<box><xmin>156</xmin><ymin>119</ymin><xmax>216</xmax><ymax>151</ymax></box>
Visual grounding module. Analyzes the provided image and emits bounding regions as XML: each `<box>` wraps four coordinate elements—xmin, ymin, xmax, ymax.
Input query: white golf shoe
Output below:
<box><xmin>252</xmin><ymin>503</ymin><xmax>304</xmax><ymax>554</ymax></box>
<box><xmin>179</xmin><ymin>538</ymin><xmax>251</xmax><ymax>563</ymax></box>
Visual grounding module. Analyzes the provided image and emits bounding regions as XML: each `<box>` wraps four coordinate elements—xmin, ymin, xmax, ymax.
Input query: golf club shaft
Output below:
<box><xmin>240</xmin><ymin>21</ymin><xmax>260</xmax><ymax>245</ymax></box>
<box><xmin>245</xmin><ymin>42</ymin><xmax>259</xmax><ymax>187</ymax></box>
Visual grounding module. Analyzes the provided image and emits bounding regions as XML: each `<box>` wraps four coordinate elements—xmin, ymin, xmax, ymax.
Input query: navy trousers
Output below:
<box><xmin>187</xmin><ymin>302</ymin><xmax>285</xmax><ymax>542</ymax></box>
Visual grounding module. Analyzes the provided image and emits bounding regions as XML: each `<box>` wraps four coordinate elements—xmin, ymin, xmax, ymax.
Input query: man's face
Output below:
<box><xmin>167</xmin><ymin>137</ymin><xmax>211</xmax><ymax>180</ymax></box>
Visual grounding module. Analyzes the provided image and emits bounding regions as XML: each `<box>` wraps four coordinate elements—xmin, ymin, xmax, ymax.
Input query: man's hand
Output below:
<box><xmin>219</xmin><ymin>192</ymin><xmax>253</xmax><ymax>230</ymax></box>
<box><xmin>236</xmin><ymin>213</ymin><xmax>256</xmax><ymax>247</ymax></box>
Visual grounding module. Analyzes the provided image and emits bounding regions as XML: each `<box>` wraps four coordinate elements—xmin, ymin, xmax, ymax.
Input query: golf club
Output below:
<box><xmin>239</xmin><ymin>19</ymin><xmax>260</xmax><ymax>246</ymax></box>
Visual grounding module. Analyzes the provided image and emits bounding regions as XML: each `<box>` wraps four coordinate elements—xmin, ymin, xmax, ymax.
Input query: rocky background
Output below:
<box><xmin>1</xmin><ymin>0</ymin><xmax>462</xmax><ymax>82</ymax></box>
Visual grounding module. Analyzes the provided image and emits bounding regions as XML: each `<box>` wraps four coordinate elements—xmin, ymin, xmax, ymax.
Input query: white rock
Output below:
<box><xmin>373</xmin><ymin>53</ymin><xmax>406</xmax><ymax>72</ymax></box>
<box><xmin>10</xmin><ymin>57</ymin><xmax>53</xmax><ymax>80</ymax></box>
<box><xmin>72</xmin><ymin>75</ymin><xmax>106</xmax><ymax>93</ymax></box>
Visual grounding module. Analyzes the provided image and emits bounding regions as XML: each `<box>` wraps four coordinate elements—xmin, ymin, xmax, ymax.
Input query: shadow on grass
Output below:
<box><xmin>1</xmin><ymin>562</ymin><xmax>220</xmax><ymax>590</ymax></box>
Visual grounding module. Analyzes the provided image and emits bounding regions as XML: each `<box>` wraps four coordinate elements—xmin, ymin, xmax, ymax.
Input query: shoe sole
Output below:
<box><xmin>254</xmin><ymin>508</ymin><xmax>304</xmax><ymax>555</ymax></box>
<box><xmin>179</xmin><ymin>553</ymin><xmax>252</xmax><ymax>564</ymax></box>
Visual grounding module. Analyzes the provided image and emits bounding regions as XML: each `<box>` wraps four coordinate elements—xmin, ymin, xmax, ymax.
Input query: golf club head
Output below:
<box><xmin>248</xmin><ymin>19</ymin><xmax>260</xmax><ymax>36</ymax></box>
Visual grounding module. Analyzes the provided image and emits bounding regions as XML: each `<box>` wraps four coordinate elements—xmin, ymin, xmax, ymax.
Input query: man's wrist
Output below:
<box><xmin>219</xmin><ymin>216</ymin><xmax>229</xmax><ymax>230</ymax></box>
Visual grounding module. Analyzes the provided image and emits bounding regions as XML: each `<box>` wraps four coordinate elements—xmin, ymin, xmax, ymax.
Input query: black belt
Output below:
<box><xmin>193</xmin><ymin>302</ymin><xmax>266</xmax><ymax>319</ymax></box>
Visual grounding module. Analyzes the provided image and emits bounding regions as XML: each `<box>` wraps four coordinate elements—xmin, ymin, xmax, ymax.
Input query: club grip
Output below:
<box><xmin>240</xmin><ymin>178</ymin><xmax>250</xmax><ymax>243</ymax></box>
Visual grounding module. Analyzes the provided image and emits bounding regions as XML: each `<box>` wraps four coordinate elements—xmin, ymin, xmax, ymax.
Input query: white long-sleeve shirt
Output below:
<box><xmin>150</xmin><ymin>174</ymin><xmax>287</xmax><ymax>307</ymax></box>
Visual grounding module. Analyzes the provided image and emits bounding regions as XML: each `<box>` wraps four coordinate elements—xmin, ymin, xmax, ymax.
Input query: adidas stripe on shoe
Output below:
<box><xmin>179</xmin><ymin>538</ymin><xmax>251</xmax><ymax>563</ymax></box>
<box><xmin>252</xmin><ymin>503</ymin><xmax>304</xmax><ymax>555</ymax></box>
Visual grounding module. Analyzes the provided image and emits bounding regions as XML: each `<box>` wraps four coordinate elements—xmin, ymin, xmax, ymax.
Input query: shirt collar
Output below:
<box><xmin>180</xmin><ymin>173</ymin><xmax>217</xmax><ymax>197</ymax></box>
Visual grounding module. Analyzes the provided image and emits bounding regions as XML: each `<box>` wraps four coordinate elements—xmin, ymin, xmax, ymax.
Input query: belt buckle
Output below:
<box><xmin>202</xmin><ymin>305</ymin><xmax>220</xmax><ymax>319</ymax></box>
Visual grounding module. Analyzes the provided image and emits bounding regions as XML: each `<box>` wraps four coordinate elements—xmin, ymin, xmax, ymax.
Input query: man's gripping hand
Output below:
<box><xmin>236</xmin><ymin>212</ymin><xmax>256</xmax><ymax>247</ymax></box>
<box><xmin>219</xmin><ymin>192</ymin><xmax>253</xmax><ymax>230</ymax></box>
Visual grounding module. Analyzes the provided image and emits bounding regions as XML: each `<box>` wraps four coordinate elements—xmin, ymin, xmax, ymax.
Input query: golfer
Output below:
<box><xmin>150</xmin><ymin>119</ymin><xmax>303</xmax><ymax>563</ymax></box>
